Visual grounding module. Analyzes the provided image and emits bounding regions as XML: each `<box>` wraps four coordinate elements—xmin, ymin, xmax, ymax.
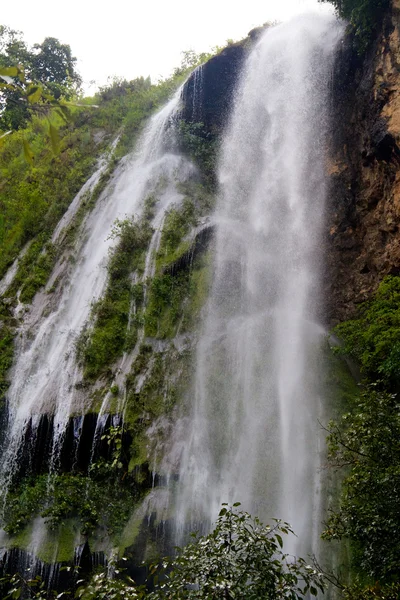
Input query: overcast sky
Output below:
<box><xmin>2</xmin><ymin>0</ymin><xmax>335</xmax><ymax>92</ymax></box>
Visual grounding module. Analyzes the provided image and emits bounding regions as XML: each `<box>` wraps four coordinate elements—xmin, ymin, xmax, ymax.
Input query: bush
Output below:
<box><xmin>320</xmin><ymin>0</ymin><xmax>390</xmax><ymax>52</ymax></box>
<box><xmin>333</xmin><ymin>276</ymin><xmax>400</xmax><ymax>386</ymax></box>
<box><xmin>323</xmin><ymin>385</ymin><xmax>400</xmax><ymax>580</ymax></box>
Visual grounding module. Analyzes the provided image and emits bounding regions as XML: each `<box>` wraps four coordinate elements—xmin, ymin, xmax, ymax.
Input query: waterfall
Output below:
<box><xmin>174</xmin><ymin>13</ymin><xmax>343</xmax><ymax>556</ymax></box>
<box><xmin>0</xmin><ymin>86</ymin><xmax>193</xmax><ymax>503</ymax></box>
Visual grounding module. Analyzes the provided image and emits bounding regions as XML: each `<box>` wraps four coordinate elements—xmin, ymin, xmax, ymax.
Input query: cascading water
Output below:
<box><xmin>173</xmin><ymin>13</ymin><xmax>343</xmax><ymax>556</ymax></box>
<box><xmin>0</xmin><ymin>86</ymin><xmax>194</xmax><ymax>503</ymax></box>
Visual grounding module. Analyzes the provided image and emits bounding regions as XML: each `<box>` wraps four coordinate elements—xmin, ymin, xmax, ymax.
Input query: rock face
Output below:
<box><xmin>181</xmin><ymin>43</ymin><xmax>247</xmax><ymax>133</ymax></box>
<box><xmin>326</xmin><ymin>0</ymin><xmax>400</xmax><ymax>324</ymax></box>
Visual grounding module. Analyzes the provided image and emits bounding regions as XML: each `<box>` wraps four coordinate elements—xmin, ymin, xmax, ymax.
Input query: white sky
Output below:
<box><xmin>2</xmin><ymin>0</ymin><xmax>334</xmax><ymax>93</ymax></box>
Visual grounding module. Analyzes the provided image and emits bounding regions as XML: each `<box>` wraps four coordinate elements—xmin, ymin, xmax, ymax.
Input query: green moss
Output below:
<box><xmin>19</xmin><ymin>242</ymin><xmax>57</xmax><ymax>304</ymax></box>
<box><xmin>123</xmin><ymin>342</ymin><xmax>193</xmax><ymax>476</ymax></box>
<box><xmin>118</xmin><ymin>511</ymin><xmax>145</xmax><ymax>554</ymax></box>
<box><xmin>145</xmin><ymin>272</ymin><xmax>191</xmax><ymax>338</ymax></box>
<box><xmin>0</xmin><ymin>323</ymin><xmax>14</xmax><ymax>400</ymax></box>
<box><xmin>77</xmin><ymin>218</ymin><xmax>152</xmax><ymax>381</ymax></box>
<box><xmin>9</xmin><ymin>522</ymin><xmax>35</xmax><ymax>551</ymax></box>
<box><xmin>156</xmin><ymin>199</ymin><xmax>197</xmax><ymax>267</ymax></box>
<box><xmin>55</xmin><ymin>524</ymin><xmax>77</xmax><ymax>563</ymax></box>
<box><xmin>34</xmin><ymin>521</ymin><xmax>78</xmax><ymax>563</ymax></box>
<box><xmin>128</xmin><ymin>435</ymin><xmax>149</xmax><ymax>472</ymax></box>
<box><xmin>177</xmin><ymin>121</ymin><xmax>218</xmax><ymax>184</ymax></box>
<box><xmin>180</xmin><ymin>250</ymin><xmax>211</xmax><ymax>332</ymax></box>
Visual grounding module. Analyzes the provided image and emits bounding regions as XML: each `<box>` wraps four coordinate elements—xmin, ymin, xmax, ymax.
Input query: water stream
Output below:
<box><xmin>0</xmin><ymin>86</ymin><xmax>193</xmax><ymax>503</ymax></box>
<box><xmin>173</xmin><ymin>13</ymin><xmax>343</xmax><ymax>556</ymax></box>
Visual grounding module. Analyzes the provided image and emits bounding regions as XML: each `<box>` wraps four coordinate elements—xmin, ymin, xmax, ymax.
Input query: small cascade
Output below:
<box><xmin>0</xmin><ymin>86</ymin><xmax>189</xmax><ymax>499</ymax></box>
<box><xmin>173</xmin><ymin>12</ymin><xmax>343</xmax><ymax>557</ymax></box>
<box><xmin>191</xmin><ymin>64</ymin><xmax>204</xmax><ymax>122</ymax></box>
<box><xmin>0</xmin><ymin>69</ymin><xmax>211</xmax><ymax>583</ymax></box>
<box><xmin>0</xmin><ymin>548</ymin><xmax>63</xmax><ymax>595</ymax></box>
<box><xmin>51</xmin><ymin>136</ymin><xmax>120</xmax><ymax>245</ymax></box>
<box><xmin>0</xmin><ymin>242</ymin><xmax>31</xmax><ymax>297</ymax></box>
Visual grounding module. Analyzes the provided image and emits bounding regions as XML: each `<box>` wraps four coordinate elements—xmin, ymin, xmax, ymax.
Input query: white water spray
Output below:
<box><xmin>174</xmin><ymin>13</ymin><xmax>343</xmax><ymax>555</ymax></box>
<box><xmin>0</xmin><ymin>86</ymin><xmax>193</xmax><ymax>496</ymax></box>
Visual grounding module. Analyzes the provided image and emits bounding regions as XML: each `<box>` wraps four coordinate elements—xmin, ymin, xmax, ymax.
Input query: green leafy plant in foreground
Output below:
<box><xmin>76</xmin><ymin>505</ymin><xmax>325</xmax><ymax>600</ymax></box>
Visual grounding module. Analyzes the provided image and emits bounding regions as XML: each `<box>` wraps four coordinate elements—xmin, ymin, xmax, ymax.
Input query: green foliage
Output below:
<box><xmin>78</xmin><ymin>217</ymin><xmax>152</xmax><ymax>381</ymax></box>
<box><xmin>342</xmin><ymin>581</ymin><xmax>400</xmax><ymax>599</ymax></box>
<box><xmin>126</xmin><ymin>351</ymin><xmax>174</xmax><ymax>420</ymax></box>
<box><xmin>144</xmin><ymin>191</ymin><xmax>212</xmax><ymax>339</ymax></box>
<box><xmin>333</xmin><ymin>276</ymin><xmax>400</xmax><ymax>386</ymax></box>
<box><xmin>173</xmin><ymin>49</ymin><xmax>214</xmax><ymax>77</ymax></box>
<box><xmin>148</xmin><ymin>505</ymin><xmax>324</xmax><ymax>599</ymax></box>
<box><xmin>90</xmin><ymin>425</ymin><xmax>124</xmax><ymax>476</ymax></box>
<box><xmin>157</xmin><ymin>199</ymin><xmax>196</xmax><ymax>264</ymax></box>
<box><xmin>3</xmin><ymin>471</ymin><xmax>141</xmax><ymax>539</ymax></box>
<box><xmin>0</xmin><ymin>26</ymin><xmax>81</xmax><ymax>131</ymax></box>
<box><xmin>0</xmin><ymin>321</ymin><xmax>14</xmax><ymax>398</ymax></box>
<box><xmin>319</xmin><ymin>0</ymin><xmax>390</xmax><ymax>52</ymax></box>
<box><xmin>76</xmin><ymin>505</ymin><xmax>325</xmax><ymax>599</ymax></box>
<box><xmin>144</xmin><ymin>272</ymin><xmax>190</xmax><ymax>338</ymax></box>
<box><xmin>76</xmin><ymin>566</ymin><xmax>143</xmax><ymax>600</ymax></box>
<box><xmin>0</xmin><ymin>571</ymin><xmax>67</xmax><ymax>600</ymax></box>
<box><xmin>322</xmin><ymin>385</ymin><xmax>400</xmax><ymax>581</ymax></box>
<box><xmin>178</xmin><ymin>121</ymin><xmax>218</xmax><ymax>184</ymax></box>
<box><xmin>17</xmin><ymin>239</ymin><xmax>56</xmax><ymax>303</ymax></box>
<box><xmin>0</xmin><ymin>116</ymin><xmax>99</xmax><ymax>281</ymax></box>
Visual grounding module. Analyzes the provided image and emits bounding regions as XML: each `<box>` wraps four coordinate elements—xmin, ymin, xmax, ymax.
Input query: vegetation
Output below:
<box><xmin>75</xmin><ymin>505</ymin><xmax>325</xmax><ymax>600</ymax></box>
<box><xmin>320</xmin><ymin>0</ymin><xmax>390</xmax><ymax>52</ymax></box>
<box><xmin>178</xmin><ymin>121</ymin><xmax>219</xmax><ymax>186</ymax></box>
<box><xmin>327</xmin><ymin>276</ymin><xmax>400</xmax><ymax>595</ymax></box>
<box><xmin>144</xmin><ymin>185</ymin><xmax>213</xmax><ymax>339</ymax></box>
<box><xmin>333</xmin><ymin>276</ymin><xmax>400</xmax><ymax>387</ymax></box>
<box><xmin>323</xmin><ymin>385</ymin><xmax>400</xmax><ymax>580</ymax></box>
<box><xmin>3</xmin><ymin>470</ymin><xmax>141</xmax><ymax>539</ymax></box>
<box><xmin>0</xmin><ymin>32</ymin><xmax>215</xmax><ymax>402</ymax></box>
<box><xmin>0</xmin><ymin>25</ymin><xmax>81</xmax><ymax>131</ymax></box>
<box><xmin>77</xmin><ymin>217</ymin><xmax>152</xmax><ymax>381</ymax></box>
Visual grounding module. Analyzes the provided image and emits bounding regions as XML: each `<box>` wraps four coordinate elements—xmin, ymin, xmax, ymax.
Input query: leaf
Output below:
<box><xmin>0</xmin><ymin>66</ymin><xmax>19</xmax><ymax>77</ymax></box>
<box><xmin>49</xmin><ymin>123</ymin><xmax>60</xmax><ymax>154</ymax></box>
<box><xmin>56</xmin><ymin>104</ymin><xmax>71</xmax><ymax>122</ymax></box>
<box><xmin>12</xmin><ymin>587</ymin><xmax>21</xmax><ymax>599</ymax></box>
<box><xmin>26</xmin><ymin>84</ymin><xmax>43</xmax><ymax>104</ymax></box>
<box><xmin>275</xmin><ymin>534</ymin><xmax>283</xmax><ymax>548</ymax></box>
<box><xmin>23</xmin><ymin>138</ymin><xmax>34</xmax><ymax>165</ymax></box>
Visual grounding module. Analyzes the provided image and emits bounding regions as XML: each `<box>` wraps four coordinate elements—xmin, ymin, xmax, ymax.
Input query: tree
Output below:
<box><xmin>30</xmin><ymin>37</ymin><xmax>81</xmax><ymax>99</ymax></box>
<box><xmin>76</xmin><ymin>505</ymin><xmax>325</xmax><ymax>600</ymax></box>
<box><xmin>322</xmin><ymin>385</ymin><xmax>400</xmax><ymax>581</ymax></box>
<box><xmin>0</xmin><ymin>26</ymin><xmax>81</xmax><ymax>131</ymax></box>
<box><xmin>147</xmin><ymin>505</ymin><xmax>324</xmax><ymax>599</ymax></box>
